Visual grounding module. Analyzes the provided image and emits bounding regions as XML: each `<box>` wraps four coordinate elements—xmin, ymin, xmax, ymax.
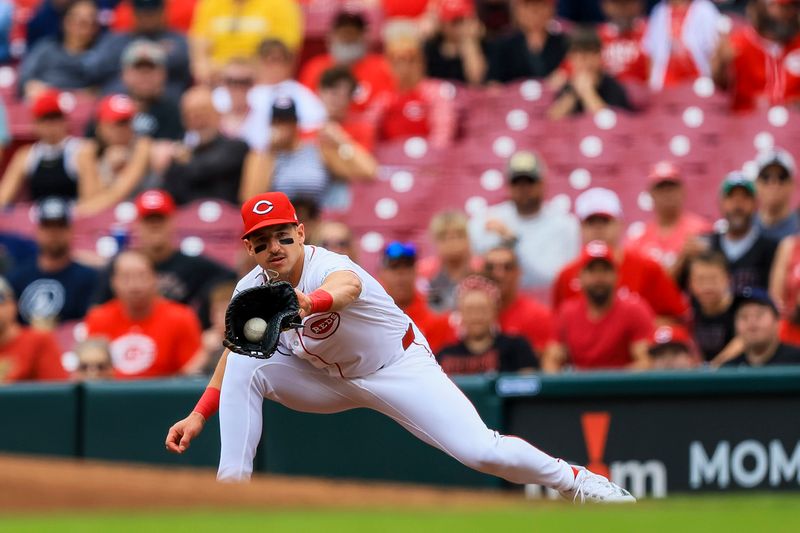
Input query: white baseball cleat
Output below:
<box><xmin>559</xmin><ymin>466</ymin><xmax>637</xmax><ymax>504</ymax></box>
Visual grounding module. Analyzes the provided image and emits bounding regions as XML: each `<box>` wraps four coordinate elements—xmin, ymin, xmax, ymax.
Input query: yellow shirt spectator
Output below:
<box><xmin>190</xmin><ymin>0</ymin><xmax>302</xmax><ymax>82</ymax></box>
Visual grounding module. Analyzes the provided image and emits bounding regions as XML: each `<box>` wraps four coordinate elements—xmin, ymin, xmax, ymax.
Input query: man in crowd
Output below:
<box><xmin>648</xmin><ymin>324</ymin><xmax>699</xmax><ymax>370</ymax></box>
<box><xmin>545</xmin><ymin>241</ymin><xmax>654</xmax><ymax>371</ymax></box>
<box><xmin>7</xmin><ymin>197</ymin><xmax>97</xmax><ymax>328</ymax></box>
<box><xmin>598</xmin><ymin>0</ymin><xmax>649</xmax><ymax>84</ymax></box>
<box><xmin>318</xmin><ymin>66</ymin><xmax>375</xmax><ymax>153</ymax></box>
<box><xmin>85</xmin><ymin>250</ymin><xmax>205</xmax><ymax>378</ymax></box>
<box><xmin>470</xmin><ymin>150</ymin><xmax>580</xmax><ymax>290</ymax></box>
<box><xmin>316</xmin><ymin>221</ymin><xmax>358</xmax><ymax>262</ymax></box>
<box><xmin>754</xmin><ymin>148</ymin><xmax>798</xmax><ymax>241</ymax></box>
<box><xmin>0</xmin><ymin>276</ymin><xmax>67</xmax><ymax>382</ymax></box>
<box><xmin>723</xmin><ymin>287</ymin><xmax>800</xmax><ymax>367</ymax></box>
<box><xmin>553</xmin><ymin>187</ymin><xmax>688</xmax><ymax>320</ymax></box>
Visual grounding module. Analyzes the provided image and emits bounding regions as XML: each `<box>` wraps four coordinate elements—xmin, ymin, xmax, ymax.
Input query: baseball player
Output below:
<box><xmin>165</xmin><ymin>192</ymin><xmax>635</xmax><ymax>503</ymax></box>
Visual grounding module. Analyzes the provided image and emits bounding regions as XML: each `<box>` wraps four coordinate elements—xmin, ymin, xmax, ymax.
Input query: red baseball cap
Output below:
<box><xmin>97</xmin><ymin>94</ymin><xmax>136</xmax><ymax>123</ymax></box>
<box><xmin>439</xmin><ymin>0</ymin><xmax>474</xmax><ymax>22</ymax></box>
<box><xmin>649</xmin><ymin>325</ymin><xmax>691</xmax><ymax>350</ymax></box>
<box><xmin>240</xmin><ymin>192</ymin><xmax>299</xmax><ymax>239</ymax></box>
<box><xmin>579</xmin><ymin>240</ymin><xmax>616</xmax><ymax>270</ymax></box>
<box><xmin>135</xmin><ymin>189</ymin><xmax>175</xmax><ymax>218</ymax></box>
<box><xmin>31</xmin><ymin>89</ymin><xmax>68</xmax><ymax>118</ymax></box>
<box><xmin>648</xmin><ymin>161</ymin><xmax>681</xmax><ymax>186</ymax></box>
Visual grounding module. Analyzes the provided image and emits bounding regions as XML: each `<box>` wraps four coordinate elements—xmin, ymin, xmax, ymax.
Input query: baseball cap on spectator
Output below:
<box><xmin>135</xmin><ymin>189</ymin><xmax>176</xmax><ymax>218</ymax></box>
<box><xmin>123</xmin><ymin>40</ymin><xmax>167</xmax><ymax>68</ymax></box>
<box><xmin>31</xmin><ymin>89</ymin><xmax>68</xmax><ymax>119</ymax></box>
<box><xmin>0</xmin><ymin>275</ymin><xmax>14</xmax><ymax>302</ymax></box>
<box><xmin>720</xmin><ymin>171</ymin><xmax>756</xmax><ymax>197</ymax></box>
<box><xmin>240</xmin><ymin>192</ymin><xmax>299</xmax><ymax>239</ymax></box>
<box><xmin>648</xmin><ymin>161</ymin><xmax>682</xmax><ymax>187</ymax></box>
<box><xmin>439</xmin><ymin>0</ymin><xmax>475</xmax><ymax>22</ymax></box>
<box><xmin>132</xmin><ymin>0</ymin><xmax>163</xmax><ymax>10</ymax></box>
<box><xmin>733</xmin><ymin>287</ymin><xmax>778</xmax><ymax>316</ymax></box>
<box><xmin>578</xmin><ymin>240</ymin><xmax>616</xmax><ymax>269</ymax></box>
<box><xmin>35</xmin><ymin>197</ymin><xmax>72</xmax><ymax>225</ymax></box>
<box><xmin>271</xmin><ymin>97</ymin><xmax>298</xmax><ymax>123</ymax></box>
<box><xmin>507</xmin><ymin>150</ymin><xmax>545</xmax><ymax>183</ymax></box>
<box><xmin>756</xmin><ymin>148</ymin><xmax>796</xmax><ymax>179</ymax></box>
<box><xmin>333</xmin><ymin>10</ymin><xmax>367</xmax><ymax>30</ymax></box>
<box><xmin>648</xmin><ymin>325</ymin><xmax>691</xmax><ymax>355</ymax></box>
<box><xmin>383</xmin><ymin>241</ymin><xmax>417</xmax><ymax>268</ymax></box>
<box><xmin>575</xmin><ymin>187</ymin><xmax>622</xmax><ymax>221</ymax></box>
<box><xmin>97</xmin><ymin>94</ymin><xmax>136</xmax><ymax>123</ymax></box>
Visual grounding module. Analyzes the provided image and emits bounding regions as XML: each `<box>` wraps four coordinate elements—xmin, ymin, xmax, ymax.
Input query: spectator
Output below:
<box><xmin>483</xmin><ymin>245</ymin><xmax>555</xmax><ymax>353</ymax></box>
<box><xmin>486</xmin><ymin>0</ymin><xmax>569</xmax><ymax>83</ymax></box>
<box><xmin>469</xmin><ymin>150</ymin><xmax>580</xmax><ymax>289</ymax></box>
<box><xmin>74</xmin><ymin>94</ymin><xmax>153</xmax><ymax>217</ymax></box>
<box><xmin>648</xmin><ymin>324</ymin><xmax>699</xmax><ymax>369</ymax></box>
<box><xmin>111</xmin><ymin>0</ymin><xmax>198</xmax><ymax>34</ymax></box>
<box><xmin>240</xmin><ymin>39</ymin><xmax>327</xmax><ymax>152</ymax></box>
<box><xmin>687</xmin><ymin>251</ymin><xmax>741</xmax><ymax>363</ymax></box>
<box><xmin>299</xmin><ymin>10</ymin><xmax>395</xmax><ymax>113</ymax></box>
<box><xmin>240</xmin><ymin>98</ymin><xmax>374</xmax><ymax>206</ymax></box>
<box><xmin>643</xmin><ymin>0</ymin><xmax>720</xmax><ymax>90</ymax></box>
<box><xmin>72</xmin><ymin>338</ymin><xmax>114</xmax><ymax>380</ymax></box>
<box><xmin>375</xmin><ymin>21</ymin><xmax>457</xmax><ymax>148</ymax></box>
<box><xmin>754</xmin><ymin>148</ymin><xmax>798</xmax><ymax>241</ymax></box>
<box><xmin>189</xmin><ymin>0</ymin><xmax>302</xmax><ymax>85</ymax></box>
<box><xmin>6</xmin><ymin>197</ymin><xmax>98</xmax><ymax>329</ymax></box>
<box><xmin>553</xmin><ymin>187</ymin><xmax>688</xmax><ymax>320</ymax></box>
<box><xmin>162</xmin><ymin>86</ymin><xmax>249</xmax><ymax>206</ymax></box>
<box><xmin>723</xmin><ymin>287</ymin><xmax>800</xmax><ymax>367</ymax></box>
<box><xmin>419</xmin><ymin>210</ymin><xmax>481</xmax><ymax>312</ymax></box>
<box><xmin>84</xmin><ymin>0</ymin><xmax>191</xmax><ymax>99</ymax></box>
<box><xmin>200</xmin><ymin>279</ymin><xmax>235</xmax><ymax>374</ymax></box>
<box><xmin>0</xmin><ymin>275</ymin><xmax>67</xmax><ymax>383</ymax></box>
<box><xmin>317</xmin><ymin>221</ymin><xmax>358</xmax><ymax>262</ymax></box>
<box><xmin>544</xmin><ymin>241</ymin><xmax>654</xmax><ymax>372</ymax></box>
<box><xmin>212</xmin><ymin>57</ymin><xmax>256</xmax><ymax>139</ymax></box>
<box><xmin>85</xmin><ymin>250</ymin><xmax>205</xmax><ymax>378</ymax></box>
<box><xmin>0</xmin><ymin>89</ymin><xmax>87</xmax><ymax>206</ymax></box>
<box><xmin>438</xmin><ymin>275</ymin><xmax>538</xmax><ymax>374</ymax></box>
<box><xmin>712</xmin><ymin>0</ymin><xmax>800</xmax><ymax>111</ymax></box>
<box><xmin>379</xmin><ymin>241</ymin><xmax>454</xmax><ymax>353</ymax></box>
<box><xmin>120</xmin><ymin>40</ymin><xmax>184</xmax><ymax>140</ymax></box>
<box><xmin>598</xmin><ymin>0</ymin><xmax>649</xmax><ymax>84</ymax></box>
<box><xmin>548</xmin><ymin>27</ymin><xmax>635</xmax><ymax>119</ymax></box>
<box><xmin>318</xmin><ymin>66</ymin><xmax>376</xmax><ymax>153</ymax></box>
<box><xmin>423</xmin><ymin>0</ymin><xmax>488</xmax><ymax>85</ymax></box>
<box><xmin>19</xmin><ymin>0</ymin><xmax>101</xmax><ymax>100</ymax></box>
<box><xmin>625</xmin><ymin>161</ymin><xmax>710</xmax><ymax>272</ymax></box>
<box><xmin>90</xmin><ymin>189</ymin><xmax>235</xmax><ymax>325</ymax></box>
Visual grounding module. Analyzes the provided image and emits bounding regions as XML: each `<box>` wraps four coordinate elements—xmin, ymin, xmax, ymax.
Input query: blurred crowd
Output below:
<box><xmin>1</xmin><ymin>0</ymin><xmax>800</xmax><ymax>383</ymax></box>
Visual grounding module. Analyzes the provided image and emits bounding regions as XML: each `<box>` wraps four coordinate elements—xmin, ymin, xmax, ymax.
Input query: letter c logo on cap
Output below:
<box><xmin>253</xmin><ymin>200</ymin><xmax>274</xmax><ymax>215</ymax></box>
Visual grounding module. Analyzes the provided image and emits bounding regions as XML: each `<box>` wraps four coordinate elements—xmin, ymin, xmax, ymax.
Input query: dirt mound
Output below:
<box><xmin>0</xmin><ymin>454</ymin><xmax>521</xmax><ymax>512</ymax></box>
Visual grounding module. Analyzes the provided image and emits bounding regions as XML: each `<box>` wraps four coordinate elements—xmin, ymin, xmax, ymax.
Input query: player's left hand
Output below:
<box><xmin>295</xmin><ymin>288</ymin><xmax>312</xmax><ymax>318</ymax></box>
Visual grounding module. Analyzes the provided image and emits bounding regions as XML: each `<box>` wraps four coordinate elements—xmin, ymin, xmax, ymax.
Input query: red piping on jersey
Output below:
<box><xmin>296</xmin><ymin>332</ymin><xmax>346</xmax><ymax>379</ymax></box>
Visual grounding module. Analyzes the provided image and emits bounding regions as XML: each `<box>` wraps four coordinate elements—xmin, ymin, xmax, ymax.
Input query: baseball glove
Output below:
<box><xmin>223</xmin><ymin>281</ymin><xmax>302</xmax><ymax>358</ymax></box>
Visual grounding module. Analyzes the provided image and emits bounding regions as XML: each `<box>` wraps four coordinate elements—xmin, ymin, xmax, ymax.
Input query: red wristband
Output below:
<box><xmin>193</xmin><ymin>387</ymin><xmax>220</xmax><ymax>420</ymax></box>
<box><xmin>308</xmin><ymin>289</ymin><xmax>334</xmax><ymax>314</ymax></box>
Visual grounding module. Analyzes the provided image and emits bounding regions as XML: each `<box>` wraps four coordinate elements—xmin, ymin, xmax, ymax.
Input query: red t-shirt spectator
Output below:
<box><xmin>662</xmin><ymin>3</ymin><xmax>699</xmax><ymax>87</ymax></box>
<box><xmin>499</xmin><ymin>295</ymin><xmax>555</xmax><ymax>353</ymax></box>
<box><xmin>553</xmin><ymin>249</ymin><xmax>688</xmax><ymax>318</ymax></box>
<box><xmin>85</xmin><ymin>298</ymin><xmax>202</xmax><ymax>379</ymax></box>
<box><xmin>402</xmin><ymin>292</ymin><xmax>455</xmax><ymax>353</ymax></box>
<box><xmin>625</xmin><ymin>212</ymin><xmax>710</xmax><ymax>269</ymax></box>
<box><xmin>111</xmin><ymin>0</ymin><xmax>198</xmax><ymax>33</ymax></box>
<box><xmin>599</xmin><ymin>19</ymin><xmax>649</xmax><ymax>84</ymax></box>
<box><xmin>556</xmin><ymin>294</ymin><xmax>654</xmax><ymax>370</ymax></box>
<box><xmin>375</xmin><ymin>79</ymin><xmax>456</xmax><ymax>148</ymax></box>
<box><xmin>728</xmin><ymin>26</ymin><xmax>800</xmax><ymax>112</ymax></box>
<box><xmin>299</xmin><ymin>53</ymin><xmax>396</xmax><ymax>113</ymax></box>
<box><xmin>0</xmin><ymin>328</ymin><xmax>68</xmax><ymax>382</ymax></box>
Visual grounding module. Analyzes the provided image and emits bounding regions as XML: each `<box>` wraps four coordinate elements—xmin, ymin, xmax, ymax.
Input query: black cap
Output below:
<box><xmin>35</xmin><ymin>197</ymin><xmax>72</xmax><ymax>225</ymax></box>
<box><xmin>333</xmin><ymin>10</ymin><xmax>367</xmax><ymax>30</ymax></box>
<box><xmin>271</xmin><ymin>97</ymin><xmax>298</xmax><ymax>123</ymax></box>
<box><xmin>132</xmin><ymin>0</ymin><xmax>164</xmax><ymax>10</ymax></box>
<box><xmin>733</xmin><ymin>287</ymin><xmax>778</xmax><ymax>316</ymax></box>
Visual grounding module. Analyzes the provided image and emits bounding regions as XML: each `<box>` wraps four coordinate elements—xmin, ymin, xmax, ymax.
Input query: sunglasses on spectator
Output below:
<box><xmin>757</xmin><ymin>169</ymin><xmax>791</xmax><ymax>183</ymax></box>
<box><xmin>321</xmin><ymin>239</ymin><xmax>351</xmax><ymax>249</ymax></box>
<box><xmin>224</xmin><ymin>77</ymin><xmax>254</xmax><ymax>87</ymax></box>
<box><xmin>485</xmin><ymin>261</ymin><xmax>516</xmax><ymax>273</ymax></box>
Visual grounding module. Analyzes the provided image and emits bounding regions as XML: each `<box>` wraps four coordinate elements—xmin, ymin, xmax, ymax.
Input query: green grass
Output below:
<box><xmin>2</xmin><ymin>495</ymin><xmax>799</xmax><ymax>533</ymax></box>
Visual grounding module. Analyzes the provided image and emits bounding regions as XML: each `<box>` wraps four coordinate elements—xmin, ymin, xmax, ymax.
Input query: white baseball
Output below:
<box><xmin>244</xmin><ymin>317</ymin><xmax>267</xmax><ymax>342</ymax></box>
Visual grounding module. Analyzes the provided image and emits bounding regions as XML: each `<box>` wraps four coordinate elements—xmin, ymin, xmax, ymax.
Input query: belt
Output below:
<box><xmin>402</xmin><ymin>323</ymin><xmax>415</xmax><ymax>351</ymax></box>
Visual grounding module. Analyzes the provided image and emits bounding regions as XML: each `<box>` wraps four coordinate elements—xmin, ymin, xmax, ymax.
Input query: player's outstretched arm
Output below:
<box><xmin>165</xmin><ymin>348</ymin><xmax>230</xmax><ymax>454</ymax></box>
<box><xmin>295</xmin><ymin>271</ymin><xmax>362</xmax><ymax>319</ymax></box>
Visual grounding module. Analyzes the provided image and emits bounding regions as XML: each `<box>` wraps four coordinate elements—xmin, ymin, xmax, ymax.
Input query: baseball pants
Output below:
<box><xmin>217</xmin><ymin>337</ymin><xmax>575</xmax><ymax>491</ymax></box>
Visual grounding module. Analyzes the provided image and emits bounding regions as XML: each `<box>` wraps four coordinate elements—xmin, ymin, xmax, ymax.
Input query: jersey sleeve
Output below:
<box><xmin>308</xmin><ymin>249</ymin><xmax>364</xmax><ymax>293</ymax></box>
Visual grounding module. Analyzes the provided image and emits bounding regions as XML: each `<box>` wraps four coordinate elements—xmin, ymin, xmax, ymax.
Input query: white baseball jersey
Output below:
<box><xmin>233</xmin><ymin>245</ymin><xmax>413</xmax><ymax>378</ymax></box>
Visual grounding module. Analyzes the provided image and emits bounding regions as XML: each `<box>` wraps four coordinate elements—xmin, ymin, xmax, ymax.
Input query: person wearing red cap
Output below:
<box><xmin>0</xmin><ymin>89</ymin><xmax>87</xmax><ymax>207</ymax></box>
<box><xmin>648</xmin><ymin>324</ymin><xmax>699</xmax><ymax>369</ymax></box>
<box><xmin>545</xmin><ymin>240</ymin><xmax>654</xmax><ymax>372</ymax></box>
<box><xmin>423</xmin><ymin>0</ymin><xmax>488</xmax><ymax>85</ymax></box>
<box><xmin>625</xmin><ymin>161</ymin><xmax>710</xmax><ymax>274</ymax></box>
<box><xmin>165</xmin><ymin>192</ymin><xmax>635</xmax><ymax>503</ymax></box>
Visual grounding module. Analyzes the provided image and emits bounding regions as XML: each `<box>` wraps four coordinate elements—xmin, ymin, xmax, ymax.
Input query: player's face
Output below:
<box><xmin>484</xmin><ymin>248</ymin><xmax>519</xmax><ymax>295</ymax></box>
<box><xmin>581</xmin><ymin>216</ymin><xmax>621</xmax><ymax>246</ymax></box>
<box><xmin>735</xmin><ymin>303</ymin><xmax>779</xmax><ymax>350</ymax></box>
<box><xmin>688</xmin><ymin>261</ymin><xmax>730</xmax><ymax>309</ymax></box>
<box><xmin>580</xmin><ymin>260</ymin><xmax>617</xmax><ymax>306</ymax></box>
<box><xmin>459</xmin><ymin>290</ymin><xmax>497</xmax><ymax>338</ymax></box>
<box><xmin>756</xmin><ymin>164</ymin><xmax>793</xmax><ymax>212</ymax></box>
<box><xmin>720</xmin><ymin>188</ymin><xmax>756</xmax><ymax>234</ymax></box>
<box><xmin>244</xmin><ymin>223</ymin><xmax>305</xmax><ymax>280</ymax></box>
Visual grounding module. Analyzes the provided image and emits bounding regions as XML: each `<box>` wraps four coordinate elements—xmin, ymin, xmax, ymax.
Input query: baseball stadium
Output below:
<box><xmin>1</xmin><ymin>0</ymin><xmax>800</xmax><ymax>530</ymax></box>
